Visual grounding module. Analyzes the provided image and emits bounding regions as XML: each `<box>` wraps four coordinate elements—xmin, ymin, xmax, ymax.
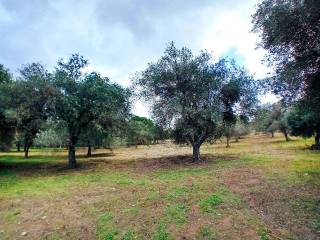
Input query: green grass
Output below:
<box><xmin>165</xmin><ymin>186</ymin><xmax>191</xmax><ymax>200</ymax></box>
<box><xmin>96</xmin><ymin>212</ymin><xmax>118</xmax><ymax>240</ymax></box>
<box><xmin>197</xmin><ymin>226</ymin><xmax>216</xmax><ymax>240</ymax></box>
<box><xmin>0</xmin><ymin>134</ymin><xmax>319</xmax><ymax>239</ymax></box>
<box><xmin>200</xmin><ymin>193</ymin><xmax>223</xmax><ymax>213</ymax></box>
<box><xmin>199</xmin><ymin>187</ymin><xmax>242</xmax><ymax>213</ymax></box>
<box><xmin>121</xmin><ymin>229</ymin><xmax>136</xmax><ymax>240</ymax></box>
<box><xmin>153</xmin><ymin>223</ymin><xmax>171</xmax><ymax>240</ymax></box>
<box><xmin>165</xmin><ymin>203</ymin><xmax>188</xmax><ymax>224</ymax></box>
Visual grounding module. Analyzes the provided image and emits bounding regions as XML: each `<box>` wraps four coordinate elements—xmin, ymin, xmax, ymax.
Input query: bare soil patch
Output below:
<box><xmin>218</xmin><ymin>166</ymin><xmax>320</xmax><ymax>240</ymax></box>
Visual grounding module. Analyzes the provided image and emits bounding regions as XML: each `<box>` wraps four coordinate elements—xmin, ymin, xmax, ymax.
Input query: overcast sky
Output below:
<box><xmin>0</xmin><ymin>0</ymin><xmax>274</xmax><ymax>116</ymax></box>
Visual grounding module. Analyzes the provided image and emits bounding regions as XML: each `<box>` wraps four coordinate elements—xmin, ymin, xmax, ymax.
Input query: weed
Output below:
<box><xmin>104</xmin><ymin>230</ymin><xmax>118</xmax><ymax>240</ymax></box>
<box><xmin>166</xmin><ymin>186</ymin><xmax>190</xmax><ymax>200</ymax></box>
<box><xmin>258</xmin><ymin>228</ymin><xmax>270</xmax><ymax>240</ymax></box>
<box><xmin>198</xmin><ymin>225</ymin><xmax>216</xmax><ymax>239</ymax></box>
<box><xmin>200</xmin><ymin>193</ymin><xmax>223</xmax><ymax>213</ymax></box>
<box><xmin>145</xmin><ymin>191</ymin><xmax>160</xmax><ymax>201</ymax></box>
<box><xmin>122</xmin><ymin>229</ymin><xmax>136</xmax><ymax>240</ymax></box>
<box><xmin>96</xmin><ymin>212</ymin><xmax>117</xmax><ymax>240</ymax></box>
<box><xmin>154</xmin><ymin>223</ymin><xmax>171</xmax><ymax>240</ymax></box>
<box><xmin>166</xmin><ymin>203</ymin><xmax>188</xmax><ymax>224</ymax></box>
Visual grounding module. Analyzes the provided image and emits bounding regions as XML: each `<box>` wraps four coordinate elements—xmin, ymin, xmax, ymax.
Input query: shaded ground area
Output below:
<box><xmin>0</xmin><ymin>134</ymin><xmax>319</xmax><ymax>239</ymax></box>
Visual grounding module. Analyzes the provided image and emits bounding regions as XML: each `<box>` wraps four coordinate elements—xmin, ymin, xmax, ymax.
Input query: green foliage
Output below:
<box><xmin>0</xmin><ymin>65</ymin><xmax>15</xmax><ymax>151</ymax></box>
<box><xmin>34</xmin><ymin>119</ymin><xmax>68</xmax><ymax>148</ymax></box>
<box><xmin>135</xmin><ymin>42</ymin><xmax>257</xmax><ymax>161</ymax></box>
<box><xmin>258</xmin><ymin>228</ymin><xmax>269</xmax><ymax>240</ymax></box>
<box><xmin>253</xmin><ymin>103</ymin><xmax>290</xmax><ymax>140</ymax></box>
<box><xmin>127</xmin><ymin>115</ymin><xmax>156</xmax><ymax>145</ymax></box>
<box><xmin>252</xmin><ymin>104</ymin><xmax>272</xmax><ymax>133</ymax></box>
<box><xmin>53</xmin><ymin>54</ymin><xmax>131</xmax><ymax>166</ymax></box>
<box><xmin>253</xmin><ymin>0</ymin><xmax>320</xmax><ymax>145</ymax></box>
<box><xmin>287</xmin><ymin>91</ymin><xmax>320</xmax><ymax>146</ymax></box>
<box><xmin>252</xmin><ymin>0</ymin><xmax>320</xmax><ymax>102</ymax></box>
<box><xmin>10</xmin><ymin>63</ymin><xmax>55</xmax><ymax>156</ymax></box>
<box><xmin>0</xmin><ymin>113</ymin><xmax>15</xmax><ymax>151</ymax></box>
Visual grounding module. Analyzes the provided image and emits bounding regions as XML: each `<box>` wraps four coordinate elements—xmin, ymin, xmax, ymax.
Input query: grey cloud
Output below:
<box><xmin>0</xmin><ymin>0</ymin><xmax>257</xmax><ymax>86</ymax></box>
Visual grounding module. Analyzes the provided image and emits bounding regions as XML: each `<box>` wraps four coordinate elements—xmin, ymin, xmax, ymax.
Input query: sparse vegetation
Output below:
<box><xmin>0</xmin><ymin>134</ymin><xmax>318</xmax><ymax>239</ymax></box>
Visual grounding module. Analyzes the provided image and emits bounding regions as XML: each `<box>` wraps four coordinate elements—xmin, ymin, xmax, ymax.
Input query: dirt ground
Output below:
<box><xmin>0</xmin><ymin>134</ymin><xmax>319</xmax><ymax>239</ymax></box>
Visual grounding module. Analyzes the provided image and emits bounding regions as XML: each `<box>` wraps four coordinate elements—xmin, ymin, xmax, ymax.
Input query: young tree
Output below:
<box><xmin>53</xmin><ymin>55</ymin><xmax>131</xmax><ymax>167</ymax></box>
<box><xmin>252</xmin><ymin>104</ymin><xmax>272</xmax><ymax>135</ymax></box>
<box><xmin>233</xmin><ymin>121</ymin><xmax>250</xmax><ymax>142</ymax></box>
<box><xmin>223</xmin><ymin>122</ymin><xmax>234</xmax><ymax>148</ymax></box>
<box><xmin>135</xmin><ymin>43</ymin><xmax>257</xmax><ymax>161</ymax></box>
<box><xmin>269</xmin><ymin>103</ymin><xmax>291</xmax><ymax>141</ymax></box>
<box><xmin>11</xmin><ymin>63</ymin><xmax>55</xmax><ymax>157</ymax></box>
<box><xmin>252</xmin><ymin>0</ymin><xmax>320</xmax><ymax>147</ymax></box>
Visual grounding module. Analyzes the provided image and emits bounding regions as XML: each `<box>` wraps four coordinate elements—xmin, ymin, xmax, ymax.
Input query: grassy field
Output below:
<box><xmin>0</xmin><ymin>134</ymin><xmax>319</xmax><ymax>240</ymax></box>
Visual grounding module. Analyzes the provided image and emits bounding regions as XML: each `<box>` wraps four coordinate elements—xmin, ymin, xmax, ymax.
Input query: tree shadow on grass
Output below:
<box><xmin>0</xmin><ymin>152</ymin><xmax>114</xmax><ymax>177</ymax></box>
<box><xmin>126</xmin><ymin>154</ymin><xmax>237</xmax><ymax>172</ymax></box>
<box><xmin>0</xmin><ymin>152</ymin><xmax>237</xmax><ymax>177</ymax></box>
<box><xmin>77</xmin><ymin>152</ymin><xmax>115</xmax><ymax>159</ymax></box>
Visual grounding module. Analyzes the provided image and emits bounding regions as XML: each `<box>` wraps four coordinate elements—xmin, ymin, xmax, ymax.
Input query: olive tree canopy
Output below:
<box><xmin>134</xmin><ymin>43</ymin><xmax>257</xmax><ymax>161</ymax></box>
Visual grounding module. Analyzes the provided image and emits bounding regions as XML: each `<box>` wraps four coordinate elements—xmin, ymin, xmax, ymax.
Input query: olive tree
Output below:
<box><xmin>0</xmin><ymin>65</ymin><xmax>15</xmax><ymax>151</ymax></box>
<box><xmin>11</xmin><ymin>63</ymin><xmax>55</xmax><ymax>157</ymax></box>
<box><xmin>269</xmin><ymin>103</ymin><xmax>291</xmax><ymax>141</ymax></box>
<box><xmin>252</xmin><ymin>0</ymin><xmax>320</xmax><ymax>147</ymax></box>
<box><xmin>134</xmin><ymin>43</ymin><xmax>257</xmax><ymax>161</ymax></box>
<box><xmin>53</xmin><ymin>54</ymin><xmax>131</xmax><ymax>167</ymax></box>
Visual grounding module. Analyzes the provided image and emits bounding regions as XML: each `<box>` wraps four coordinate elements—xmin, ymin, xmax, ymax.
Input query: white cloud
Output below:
<box><xmin>199</xmin><ymin>4</ymin><xmax>270</xmax><ymax>79</ymax></box>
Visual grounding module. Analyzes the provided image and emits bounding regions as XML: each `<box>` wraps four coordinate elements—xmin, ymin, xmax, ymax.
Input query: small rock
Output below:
<box><xmin>21</xmin><ymin>231</ymin><xmax>27</xmax><ymax>236</ymax></box>
<box><xmin>304</xmin><ymin>173</ymin><xmax>309</xmax><ymax>176</ymax></box>
<box><xmin>41</xmin><ymin>216</ymin><xmax>47</xmax><ymax>220</ymax></box>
